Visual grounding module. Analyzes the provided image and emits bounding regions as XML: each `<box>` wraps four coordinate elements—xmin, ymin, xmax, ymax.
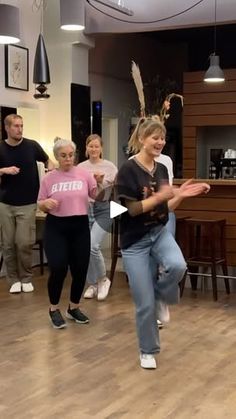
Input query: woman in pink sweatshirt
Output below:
<box><xmin>38</xmin><ymin>138</ymin><xmax>97</xmax><ymax>329</ymax></box>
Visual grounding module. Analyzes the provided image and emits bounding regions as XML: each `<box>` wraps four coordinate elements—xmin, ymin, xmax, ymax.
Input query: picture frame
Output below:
<box><xmin>5</xmin><ymin>44</ymin><xmax>29</xmax><ymax>91</ymax></box>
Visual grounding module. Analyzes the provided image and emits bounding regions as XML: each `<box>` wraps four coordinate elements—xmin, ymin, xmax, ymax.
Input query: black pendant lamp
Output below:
<box><xmin>33</xmin><ymin>33</ymin><xmax>51</xmax><ymax>99</ymax></box>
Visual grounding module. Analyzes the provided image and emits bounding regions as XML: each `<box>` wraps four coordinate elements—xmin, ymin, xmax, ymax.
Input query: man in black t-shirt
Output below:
<box><xmin>0</xmin><ymin>114</ymin><xmax>53</xmax><ymax>293</ymax></box>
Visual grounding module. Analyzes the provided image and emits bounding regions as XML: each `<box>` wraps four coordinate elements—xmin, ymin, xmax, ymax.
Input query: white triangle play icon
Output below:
<box><xmin>110</xmin><ymin>201</ymin><xmax>127</xmax><ymax>219</ymax></box>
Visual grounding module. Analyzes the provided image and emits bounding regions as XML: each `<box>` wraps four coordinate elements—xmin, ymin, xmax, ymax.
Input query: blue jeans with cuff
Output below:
<box><xmin>121</xmin><ymin>224</ymin><xmax>186</xmax><ymax>354</ymax></box>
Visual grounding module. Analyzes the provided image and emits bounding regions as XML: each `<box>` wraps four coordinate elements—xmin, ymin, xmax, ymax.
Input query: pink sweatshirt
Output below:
<box><xmin>37</xmin><ymin>166</ymin><xmax>97</xmax><ymax>217</ymax></box>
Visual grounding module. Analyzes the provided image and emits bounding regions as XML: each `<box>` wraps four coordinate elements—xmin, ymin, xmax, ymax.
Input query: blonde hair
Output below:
<box><xmin>128</xmin><ymin>117</ymin><xmax>166</xmax><ymax>154</ymax></box>
<box><xmin>4</xmin><ymin>114</ymin><xmax>22</xmax><ymax>127</ymax></box>
<box><xmin>85</xmin><ymin>134</ymin><xmax>103</xmax><ymax>158</ymax></box>
<box><xmin>53</xmin><ymin>137</ymin><xmax>76</xmax><ymax>158</ymax></box>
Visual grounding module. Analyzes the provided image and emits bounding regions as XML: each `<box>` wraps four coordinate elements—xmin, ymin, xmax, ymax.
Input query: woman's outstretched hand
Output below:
<box><xmin>177</xmin><ymin>179</ymin><xmax>210</xmax><ymax>198</ymax></box>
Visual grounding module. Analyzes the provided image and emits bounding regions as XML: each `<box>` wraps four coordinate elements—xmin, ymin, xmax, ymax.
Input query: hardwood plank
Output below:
<box><xmin>182</xmin><ymin>137</ymin><xmax>196</xmax><ymax>148</ymax></box>
<box><xmin>178</xmin><ymin>197</ymin><xmax>236</xmax><ymax>212</ymax></box>
<box><xmin>183</xmin><ymin>159</ymin><xmax>196</xmax><ymax>170</ymax></box>
<box><xmin>185</xmin><ymin>92</ymin><xmax>236</xmax><ymax>105</ymax></box>
<box><xmin>1</xmin><ymin>272</ymin><xmax>236</xmax><ymax>418</ymax></box>
<box><xmin>184</xmin><ymin>103</ymin><xmax>236</xmax><ymax>116</ymax></box>
<box><xmin>175</xmin><ymin>209</ymin><xmax>236</xmax><ymax>225</ymax></box>
<box><xmin>183</xmin><ymin>127</ymin><xmax>196</xmax><ymax>137</ymax></box>
<box><xmin>183</xmin><ymin>148</ymin><xmax>196</xmax><ymax>160</ymax></box>
<box><xmin>183</xmin><ymin>80</ymin><xmax>236</xmax><ymax>94</ymax></box>
<box><xmin>184</xmin><ymin>114</ymin><xmax>236</xmax><ymax>126</ymax></box>
<box><xmin>182</xmin><ymin>169</ymin><xmax>196</xmax><ymax>178</ymax></box>
<box><xmin>184</xmin><ymin>69</ymin><xmax>236</xmax><ymax>82</ymax></box>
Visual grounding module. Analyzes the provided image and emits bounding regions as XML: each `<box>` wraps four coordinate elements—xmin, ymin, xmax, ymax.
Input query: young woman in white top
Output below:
<box><xmin>78</xmin><ymin>134</ymin><xmax>118</xmax><ymax>301</ymax></box>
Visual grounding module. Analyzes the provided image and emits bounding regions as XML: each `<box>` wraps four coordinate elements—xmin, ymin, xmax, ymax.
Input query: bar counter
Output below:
<box><xmin>173</xmin><ymin>178</ymin><xmax>236</xmax><ymax>266</ymax></box>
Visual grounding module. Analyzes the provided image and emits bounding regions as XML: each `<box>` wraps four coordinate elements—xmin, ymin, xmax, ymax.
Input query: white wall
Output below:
<box><xmin>0</xmin><ymin>0</ymin><xmax>40</xmax><ymax>110</ymax></box>
<box><xmin>0</xmin><ymin>0</ymin><xmax>94</xmax><ymax>160</ymax></box>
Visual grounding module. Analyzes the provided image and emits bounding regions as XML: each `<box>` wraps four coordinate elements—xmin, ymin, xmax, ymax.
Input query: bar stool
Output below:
<box><xmin>181</xmin><ymin>218</ymin><xmax>230</xmax><ymax>301</ymax></box>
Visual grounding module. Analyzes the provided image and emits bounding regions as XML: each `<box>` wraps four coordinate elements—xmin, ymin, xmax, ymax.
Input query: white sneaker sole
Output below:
<box><xmin>140</xmin><ymin>357</ymin><xmax>157</xmax><ymax>370</ymax></box>
<box><xmin>65</xmin><ymin>312</ymin><xmax>89</xmax><ymax>324</ymax></box>
<box><xmin>50</xmin><ymin>320</ymin><xmax>67</xmax><ymax>329</ymax></box>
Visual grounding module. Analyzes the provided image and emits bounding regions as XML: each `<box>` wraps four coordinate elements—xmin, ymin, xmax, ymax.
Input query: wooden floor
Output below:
<box><xmin>1</xmin><ymin>270</ymin><xmax>236</xmax><ymax>419</ymax></box>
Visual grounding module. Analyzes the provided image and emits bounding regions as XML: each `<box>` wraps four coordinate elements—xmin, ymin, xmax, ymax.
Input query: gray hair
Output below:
<box><xmin>53</xmin><ymin>137</ymin><xmax>76</xmax><ymax>158</ymax></box>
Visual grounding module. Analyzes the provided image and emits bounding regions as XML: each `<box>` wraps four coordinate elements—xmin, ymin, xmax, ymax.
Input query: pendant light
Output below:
<box><xmin>33</xmin><ymin>34</ymin><xmax>51</xmax><ymax>99</ymax></box>
<box><xmin>0</xmin><ymin>4</ymin><xmax>20</xmax><ymax>44</ymax></box>
<box><xmin>204</xmin><ymin>0</ymin><xmax>225</xmax><ymax>83</ymax></box>
<box><xmin>60</xmin><ymin>0</ymin><xmax>85</xmax><ymax>31</ymax></box>
<box><xmin>33</xmin><ymin>1</ymin><xmax>51</xmax><ymax>99</ymax></box>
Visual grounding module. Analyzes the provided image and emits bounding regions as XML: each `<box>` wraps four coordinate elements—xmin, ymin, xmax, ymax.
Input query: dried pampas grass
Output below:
<box><xmin>131</xmin><ymin>61</ymin><xmax>145</xmax><ymax>117</ymax></box>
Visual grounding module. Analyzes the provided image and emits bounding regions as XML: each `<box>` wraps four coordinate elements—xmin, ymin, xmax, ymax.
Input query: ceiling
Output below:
<box><xmin>84</xmin><ymin>0</ymin><xmax>236</xmax><ymax>34</ymax></box>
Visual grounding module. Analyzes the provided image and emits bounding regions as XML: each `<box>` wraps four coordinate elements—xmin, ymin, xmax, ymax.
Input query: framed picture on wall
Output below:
<box><xmin>5</xmin><ymin>44</ymin><xmax>29</xmax><ymax>91</ymax></box>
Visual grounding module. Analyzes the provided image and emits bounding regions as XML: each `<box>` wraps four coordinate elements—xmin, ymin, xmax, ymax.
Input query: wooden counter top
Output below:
<box><xmin>173</xmin><ymin>178</ymin><xmax>236</xmax><ymax>266</ymax></box>
<box><xmin>174</xmin><ymin>179</ymin><xmax>236</xmax><ymax>186</ymax></box>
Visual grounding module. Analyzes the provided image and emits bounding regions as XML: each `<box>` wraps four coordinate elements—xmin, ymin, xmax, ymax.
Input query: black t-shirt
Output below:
<box><xmin>0</xmin><ymin>138</ymin><xmax>48</xmax><ymax>205</ymax></box>
<box><xmin>116</xmin><ymin>158</ymin><xmax>169</xmax><ymax>249</ymax></box>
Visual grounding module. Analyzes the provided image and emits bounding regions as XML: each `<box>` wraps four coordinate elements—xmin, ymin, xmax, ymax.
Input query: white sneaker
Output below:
<box><xmin>9</xmin><ymin>281</ymin><xmax>21</xmax><ymax>294</ymax></box>
<box><xmin>84</xmin><ymin>285</ymin><xmax>97</xmax><ymax>299</ymax></box>
<box><xmin>22</xmin><ymin>282</ymin><xmax>34</xmax><ymax>293</ymax></box>
<box><xmin>140</xmin><ymin>354</ymin><xmax>157</xmax><ymax>369</ymax></box>
<box><xmin>157</xmin><ymin>319</ymin><xmax>164</xmax><ymax>329</ymax></box>
<box><xmin>97</xmin><ymin>277</ymin><xmax>111</xmax><ymax>301</ymax></box>
<box><xmin>156</xmin><ymin>300</ymin><xmax>170</xmax><ymax>324</ymax></box>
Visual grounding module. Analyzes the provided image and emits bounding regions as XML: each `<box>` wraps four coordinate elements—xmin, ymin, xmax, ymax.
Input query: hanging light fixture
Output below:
<box><xmin>204</xmin><ymin>0</ymin><xmax>225</xmax><ymax>83</ymax></box>
<box><xmin>92</xmin><ymin>0</ymin><xmax>133</xmax><ymax>16</ymax></box>
<box><xmin>33</xmin><ymin>34</ymin><xmax>51</xmax><ymax>99</ymax></box>
<box><xmin>33</xmin><ymin>1</ymin><xmax>51</xmax><ymax>99</ymax></box>
<box><xmin>60</xmin><ymin>0</ymin><xmax>85</xmax><ymax>31</ymax></box>
<box><xmin>0</xmin><ymin>4</ymin><xmax>20</xmax><ymax>44</ymax></box>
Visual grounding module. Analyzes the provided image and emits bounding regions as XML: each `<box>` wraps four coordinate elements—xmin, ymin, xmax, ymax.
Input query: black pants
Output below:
<box><xmin>44</xmin><ymin>214</ymin><xmax>90</xmax><ymax>305</ymax></box>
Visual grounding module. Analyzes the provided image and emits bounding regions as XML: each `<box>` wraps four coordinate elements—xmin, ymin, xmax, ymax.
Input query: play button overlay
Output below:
<box><xmin>110</xmin><ymin>201</ymin><xmax>127</xmax><ymax>218</ymax></box>
<box><xmin>92</xmin><ymin>183</ymin><xmax>129</xmax><ymax>233</ymax></box>
<box><xmin>92</xmin><ymin>198</ymin><xmax>127</xmax><ymax>233</ymax></box>
<box><xmin>93</xmin><ymin>184</ymin><xmax>131</xmax><ymax>233</ymax></box>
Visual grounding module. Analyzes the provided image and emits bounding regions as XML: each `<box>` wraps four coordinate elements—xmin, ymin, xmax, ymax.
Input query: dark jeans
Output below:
<box><xmin>44</xmin><ymin>214</ymin><xmax>90</xmax><ymax>305</ymax></box>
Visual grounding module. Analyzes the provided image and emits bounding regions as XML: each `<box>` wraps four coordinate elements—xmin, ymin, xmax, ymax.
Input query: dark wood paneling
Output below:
<box><xmin>183</xmin><ymin>69</ymin><xmax>236</xmax><ymax>82</ymax></box>
<box><xmin>184</xmin><ymin>103</ymin><xmax>236</xmax><ymax>116</ymax></box>
<box><xmin>183</xmin><ymin>148</ymin><xmax>196</xmax><ymax>160</ymax></box>
<box><xmin>184</xmin><ymin>80</ymin><xmax>236</xmax><ymax>94</ymax></box>
<box><xmin>185</xmin><ymin>92</ymin><xmax>236</xmax><ymax>105</ymax></box>
<box><xmin>178</xmin><ymin>197</ymin><xmax>236</xmax><ymax>212</ymax></box>
<box><xmin>183</xmin><ymin>127</ymin><xmax>196</xmax><ymax>137</ymax></box>
<box><xmin>182</xmin><ymin>169</ymin><xmax>196</xmax><ymax>178</ymax></box>
<box><xmin>175</xmin><ymin>182</ymin><xmax>236</xmax><ymax>265</ymax></box>
<box><xmin>184</xmin><ymin>114</ymin><xmax>236</xmax><ymax>126</ymax></box>
<box><xmin>182</xmin><ymin>137</ymin><xmax>196</xmax><ymax>148</ymax></box>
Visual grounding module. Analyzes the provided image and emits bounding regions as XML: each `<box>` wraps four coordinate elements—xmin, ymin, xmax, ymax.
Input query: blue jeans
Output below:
<box><xmin>121</xmin><ymin>225</ymin><xmax>186</xmax><ymax>354</ymax></box>
<box><xmin>166</xmin><ymin>211</ymin><xmax>176</xmax><ymax>237</ymax></box>
<box><xmin>87</xmin><ymin>202</ymin><xmax>113</xmax><ymax>284</ymax></box>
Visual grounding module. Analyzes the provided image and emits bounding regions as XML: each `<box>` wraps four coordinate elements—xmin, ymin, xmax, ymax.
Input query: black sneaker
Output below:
<box><xmin>66</xmin><ymin>306</ymin><xmax>89</xmax><ymax>324</ymax></box>
<box><xmin>49</xmin><ymin>309</ymin><xmax>66</xmax><ymax>329</ymax></box>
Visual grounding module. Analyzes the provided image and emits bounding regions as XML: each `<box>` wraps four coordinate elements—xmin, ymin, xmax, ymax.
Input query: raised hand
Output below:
<box><xmin>155</xmin><ymin>184</ymin><xmax>175</xmax><ymax>202</ymax></box>
<box><xmin>94</xmin><ymin>172</ymin><xmax>105</xmax><ymax>185</ymax></box>
<box><xmin>178</xmin><ymin>179</ymin><xmax>210</xmax><ymax>198</ymax></box>
<box><xmin>43</xmin><ymin>198</ymin><xmax>59</xmax><ymax>211</ymax></box>
<box><xmin>3</xmin><ymin>166</ymin><xmax>20</xmax><ymax>175</ymax></box>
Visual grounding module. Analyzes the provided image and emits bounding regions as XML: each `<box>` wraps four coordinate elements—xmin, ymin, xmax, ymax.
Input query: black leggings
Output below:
<box><xmin>44</xmin><ymin>214</ymin><xmax>90</xmax><ymax>305</ymax></box>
